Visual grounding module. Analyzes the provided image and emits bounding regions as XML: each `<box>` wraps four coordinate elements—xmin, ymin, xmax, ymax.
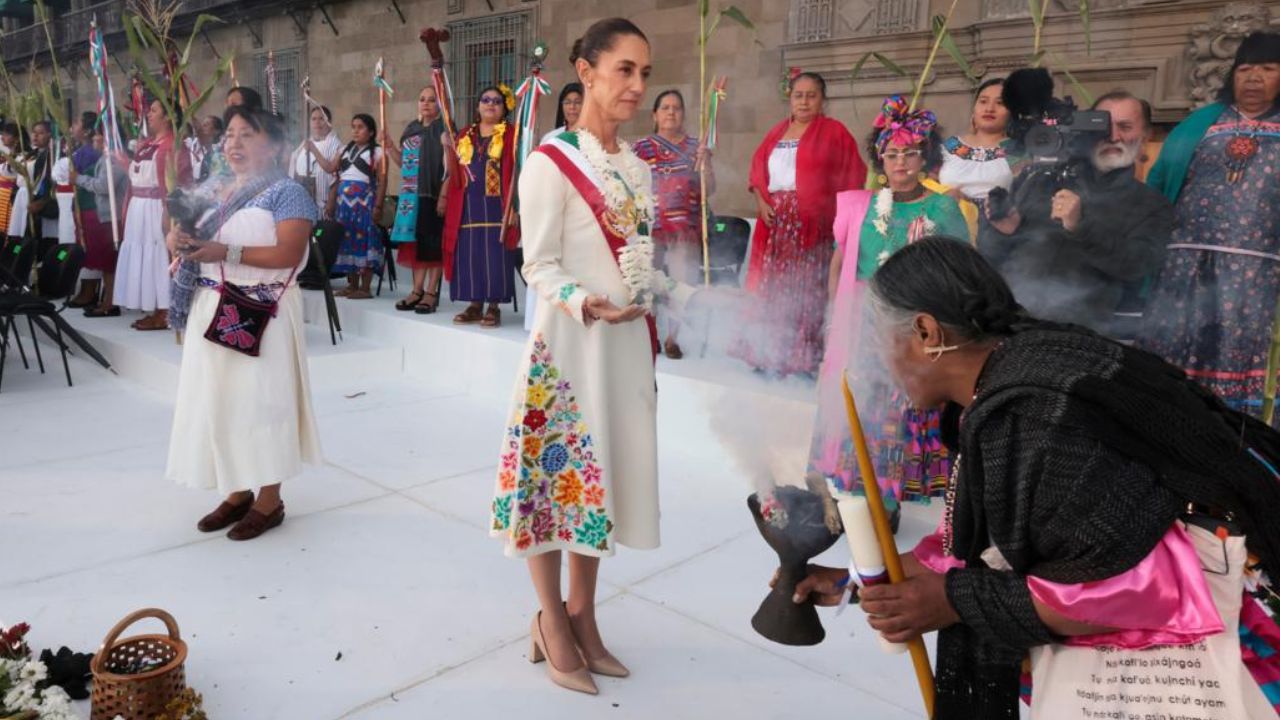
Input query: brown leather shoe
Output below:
<box><xmin>197</xmin><ymin>496</ymin><xmax>254</xmax><ymax>532</ymax></box>
<box><xmin>227</xmin><ymin>503</ymin><xmax>286</xmax><ymax>541</ymax></box>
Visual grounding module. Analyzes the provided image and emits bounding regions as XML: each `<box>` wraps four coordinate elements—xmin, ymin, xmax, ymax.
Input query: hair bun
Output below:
<box><xmin>962</xmin><ymin>295</ymin><xmax>1020</xmax><ymax>335</ymax></box>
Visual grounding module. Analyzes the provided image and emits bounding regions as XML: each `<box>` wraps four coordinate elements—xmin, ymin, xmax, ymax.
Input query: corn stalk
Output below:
<box><xmin>697</xmin><ymin>1</ymin><xmax>756</xmax><ymax>286</ymax></box>
<box><xmin>123</xmin><ymin>5</ymin><xmax>231</xmax><ymax>189</ymax></box>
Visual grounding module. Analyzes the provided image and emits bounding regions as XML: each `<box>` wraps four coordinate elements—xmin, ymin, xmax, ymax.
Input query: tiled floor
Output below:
<box><xmin>2</xmin><ymin>292</ymin><xmax>938</xmax><ymax>719</ymax></box>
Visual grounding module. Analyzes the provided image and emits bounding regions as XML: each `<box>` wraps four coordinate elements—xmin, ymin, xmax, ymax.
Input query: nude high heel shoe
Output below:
<box><xmin>564</xmin><ymin>603</ymin><xmax>630</xmax><ymax>678</ymax></box>
<box><xmin>530</xmin><ymin>612</ymin><xmax>598</xmax><ymax>695</ymax></box>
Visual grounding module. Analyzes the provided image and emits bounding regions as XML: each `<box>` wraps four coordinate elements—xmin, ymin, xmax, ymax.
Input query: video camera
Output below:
<box><xmin>987</xmin><ymin>67</ymin><xmax>1111</xmax><ymax>220</ymax></box>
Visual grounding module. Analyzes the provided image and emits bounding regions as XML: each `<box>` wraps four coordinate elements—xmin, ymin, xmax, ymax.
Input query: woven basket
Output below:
<box><xmin>90</xmin><ymin>608</ymin><xmax>188</xmax><ymax>720</ymax></box>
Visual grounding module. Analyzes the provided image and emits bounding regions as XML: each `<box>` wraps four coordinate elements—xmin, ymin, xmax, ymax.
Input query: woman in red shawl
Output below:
<box><xmin>443</xmin><ymin>85</ymin><xmax>520</xmax><ymax>328</ymax></box>
<box><xmin>732</xmin><ymin>72</ymin><xmax>866</xmax><ymax>376</ymax></box>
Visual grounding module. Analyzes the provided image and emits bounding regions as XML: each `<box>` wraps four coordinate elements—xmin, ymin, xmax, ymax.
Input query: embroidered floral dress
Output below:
<box><xmin>490</xmin><ymin>134</ymin><xmax>687</xmax><ymax>558</ymax></box>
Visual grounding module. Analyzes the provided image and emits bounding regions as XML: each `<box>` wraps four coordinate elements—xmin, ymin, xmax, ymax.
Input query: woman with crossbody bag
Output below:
<box><xmin>164</xmin><ymin>106</ymin><xmax>323</xmax><ymax>542</ymax></box>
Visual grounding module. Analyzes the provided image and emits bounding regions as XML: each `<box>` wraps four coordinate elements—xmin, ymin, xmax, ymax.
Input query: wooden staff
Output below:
<box><xmin>842</xmin><ymin>373</ymin><xmax>936</xmax><ymax>718</ymax></box>
<box><xmin>374</xmin><ymin>57</ymin><xmax>391</xmax><ymax>176</ymax></box>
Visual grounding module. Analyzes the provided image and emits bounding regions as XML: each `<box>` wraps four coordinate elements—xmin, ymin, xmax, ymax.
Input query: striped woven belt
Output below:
<box><xmin>1167</xmin><ymin>243</ymin><xmax>1280</xmax><ymax>263</ymax></box>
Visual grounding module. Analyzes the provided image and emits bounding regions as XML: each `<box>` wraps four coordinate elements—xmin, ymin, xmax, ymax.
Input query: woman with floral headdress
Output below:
<box><xmin>443</xmin><ymin>84</ymin><xmax>520</xmax><ymax>328</ymax></box>
<box><xmin>806</xmin><ymin>95</ymin><xmax>967</xmax><ymax>513</ymax></box>
<box><xmin>733</xmin><ymin>71</ymin><xmax>866</xmax><ymax>377</ymax></box>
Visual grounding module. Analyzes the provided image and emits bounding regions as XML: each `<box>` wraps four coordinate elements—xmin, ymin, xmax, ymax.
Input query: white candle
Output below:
<box><xmin>835</xmin><ymin>494</ymin><xmax>907</xmax><ymax>655</ymax></box>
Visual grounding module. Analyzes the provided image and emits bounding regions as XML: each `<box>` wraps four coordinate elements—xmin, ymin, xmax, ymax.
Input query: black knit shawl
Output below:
<box><xmin>934</xmin><ymin>325</ymin><xmax>1280</xmax><ymax>719</ymax></box>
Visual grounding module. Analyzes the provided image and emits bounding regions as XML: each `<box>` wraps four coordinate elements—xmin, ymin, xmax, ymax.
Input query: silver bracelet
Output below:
<box><xmin>225</xmin><ymin>244</ymin><xmax>243</xmax><ymax>265</ymax></box>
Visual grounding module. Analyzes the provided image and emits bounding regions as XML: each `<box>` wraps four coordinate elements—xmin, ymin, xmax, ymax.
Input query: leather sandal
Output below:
<box><xmin>395</xmin><ymin>291</ymin><xmax>425</xmax><ymax>310</ymax></box>
<box><xmin>84</xmin><ymin>305</ymin><xmax>121</xmax><ymax>318</ymax></box>
<box><xmin>453</xmin><ymin>304</ymin><xmax>483</xmax><ymax>325</ymax></box>
<box><xmin>664</xmin><ymin>340</ymin><xmax>684</xmax><ymax>360</ymax></box>
<box><xmin>480</xmin><ymin>305</ymin><xmax>501</xmax><ymax>328</ymax></box>
<box><xmin>197</xmin><ymin>495</ymin><xmax>254</xmax><ymax>532</ymax></box>
<box><xmin>227</xmin><ymin>503</ymin><xmax>285</xmax><ymax>541</ymax></box>
<box><xmin>413</xmin><ymin>292</ymin><xmax>439</xmax><ymax>315</ymax></box>
<box><xmin>134</xmin><ymin>314</ymin><xmax>169</xmax><ymax>331</ymax></box>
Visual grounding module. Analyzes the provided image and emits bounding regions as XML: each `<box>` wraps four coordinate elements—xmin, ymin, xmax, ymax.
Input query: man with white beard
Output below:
<box><xmin>980</xmin><ymin>90</ymin><xmax>1173</xmax><ymax>337</ymax></box>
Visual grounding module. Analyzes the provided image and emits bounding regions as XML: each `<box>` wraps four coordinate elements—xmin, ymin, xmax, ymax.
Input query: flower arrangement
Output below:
<box><xmin>575</xmin><ymin>128</ymin><xmax>658</xmax><ymax>309</ymax></box>
<box><xmin>0</xmin><ymin>624</ymin><xmax>80</xmax><ymax>720</ymax></box>
<box><xmin>112</xmin><ymin>688</ymin><xmax>207</xmax><ymax>720</ymax></box>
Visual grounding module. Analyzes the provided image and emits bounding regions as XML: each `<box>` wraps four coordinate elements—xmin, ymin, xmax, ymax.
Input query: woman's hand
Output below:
<box><xmin>165</xmin><ymin>224</ymin><xmax>192</xmax><ymax>256</ymax></box>
<box><xmin>860</xmin><ymin>571</ymin><xmax>959</xmax><ymax>643</ymax></box>
<box><xmin>436</xmin><ymin>194</ymin><xmax>448</xmax><ymax>217</ymax></box>
<box><xmin>179</xmin><ymin>239</ymin><xmax>229</xmax><ymax>264</ymax></box>
<box><xmin>379</xmin><ymin>130</ymin><xmax>394</xmax><ymax>150</ymax></box>
<box><xmin>776</xmin><ymin>564</ymin><xmax>850</xmax><ymax>607</ymax></box>
<box><xmin>441</xmin><ymin>131</ymin><xmax>454</xmax><ymax>151</ymax></box>
<box><xmin>756</xmin><ymin>196</ymin><xmax>775</xmax><ymax>225</ymax></box>
<box><xmin>695</xmin><ymin>143</ymin><xmax>712</xmax><ymax>172</ymax></box>
<box><xmin>584</xmin><ymin>295</ymin><xmax>645</xmax><ymax>324</ymax></box>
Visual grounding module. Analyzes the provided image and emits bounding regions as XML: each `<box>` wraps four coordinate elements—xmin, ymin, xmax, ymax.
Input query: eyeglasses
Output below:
<box><xmin>881</xmin><ymin>149</ymin><xmax>923</xmax><ymax>162</ymax></box>
<box><xmin>479</xmin><ymin>96</ymin><xmax>504</xmax><ymax>106</ymax></box>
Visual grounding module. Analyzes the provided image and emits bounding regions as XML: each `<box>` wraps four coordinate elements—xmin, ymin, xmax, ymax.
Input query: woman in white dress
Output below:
<box><xmin>937</xmin><ymin>78</ymin><xmax>1014</xmax><ymax>203</ymax></box>
<box><xmin>165</xmin><ymin>106</ymin><xmax>322</xmax><ymax>541</ymax></box>
<box><xmin>292</xmin><ymin>105</ymin><xmax>343</xmax><ymax>214</ymax></box>
<box><xmin>490</xmin><ymin>18</ymin><xmax>691</xmax><ymax>695</ymax></box>
<box><xmin>114</xmin><ymin>97</ymin><xmax>192</xmax><ymax>331</ymax></box>
<box><xmin>1</xmin><ymin>123</ymin><xmax>32</xmax><ymax>241</ymax></box>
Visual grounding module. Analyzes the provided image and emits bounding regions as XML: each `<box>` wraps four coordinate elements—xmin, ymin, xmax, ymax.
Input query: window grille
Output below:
<box><xmin>446</xmin><ymin>10</ymin><xmax>533</xmax><ymax>127</ymax></box>
<box><xmin>789</xmin><ymin>0</ymin><xmax>834</xmax><ymax>43</ymax></box>
<box><xmin>875</xmin><ymin>0</ymin><xmax>919</xmax><ymax>34</ymax></box>
<box><xmin>248</xmin><ymin>48</ymin><xmax>303</xmax><ymax>146</ymax></box>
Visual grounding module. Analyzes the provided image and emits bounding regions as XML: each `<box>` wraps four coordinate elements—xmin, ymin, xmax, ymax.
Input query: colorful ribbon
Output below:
<box><xmin>373</xmin><ymin>57</ymin><xmax>395</xmax><ymax>98</ymax></box>
<box><xmin>89</xmin><ymin>19</ymin><xmax>124</xmax><ymax>154</ymax></box>
<box><xmin>873</xmin><ymin>94</ymin><xmax>937</xmax><ymax>156</ymax></box>
<box><xmin>513</xmin><ymin>70</ymin><xmax>551</xmax><ymax>168</ymax></box>
<box><xmin>702</xmin><ymin>76</ymin><xmax>727</xmax><ymax>151</ymax></box>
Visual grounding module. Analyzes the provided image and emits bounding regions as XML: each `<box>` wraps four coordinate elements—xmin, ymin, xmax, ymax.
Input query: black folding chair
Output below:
<box><xmin>697</xmin><ymin>215</ymin><xmax>751</xmax><ymax>358</ymax></box>
<box><xmin>0</xmin><ymin>235</ymin><xmax>40</xmax><ymax>372</ymax></box>
<box><xmin>302</xmin><ymin>220</ymin><xmax>344</xmax><ymax>345</ymax></box>
<box><xmin>0</xmin><ymin>243</ymin><xmax>84</xmax><ymax>389</ymax></box>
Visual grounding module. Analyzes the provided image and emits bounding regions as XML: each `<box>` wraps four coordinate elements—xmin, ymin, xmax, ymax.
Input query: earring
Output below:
<box><xmin>876</xmin><ymin>173</ymin><xmax>887</xmax><ymax>186</ymax></box>
<box><xmin>923</xmin><ymin>328</ymin><xmax>960</xmax><ymax>362</ymax></box>
<box><xmin>918</xmin><ymin>171</ymin><xmax>927</xmax><ymax>181</ymax></box>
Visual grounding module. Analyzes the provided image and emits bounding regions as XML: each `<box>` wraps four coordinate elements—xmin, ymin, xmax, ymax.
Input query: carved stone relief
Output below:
<box><xmin>1187</xmin><ymin>2</ymin><xmax>1278</xmax><ymax>108</ymax></box>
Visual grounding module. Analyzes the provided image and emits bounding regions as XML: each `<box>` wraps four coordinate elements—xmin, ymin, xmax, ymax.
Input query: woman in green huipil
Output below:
<box><xmin>807</xmin><ymin>95</ymin><xmax>967</xmax><ymax>515</ymax></box>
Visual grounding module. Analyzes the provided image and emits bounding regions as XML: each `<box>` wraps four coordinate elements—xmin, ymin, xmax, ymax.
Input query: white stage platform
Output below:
<box><xmin>2</xmin><ymin>281</ymin><xmax>939</xmax><ymax>720</ymax></box>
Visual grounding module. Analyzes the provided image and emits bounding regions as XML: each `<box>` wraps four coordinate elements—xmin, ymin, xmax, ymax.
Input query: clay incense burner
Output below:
<box><xmin>747</xmin><ymin>484</ymin><xmax>841</xmax><ymax>646</ymax></box>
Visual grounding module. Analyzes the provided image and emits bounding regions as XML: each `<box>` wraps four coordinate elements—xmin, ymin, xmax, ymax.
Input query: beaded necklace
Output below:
<box><xmin>1224</xmin><ymin>106</ymin><xmax>1262</xmax><ymax>184</ymax></box>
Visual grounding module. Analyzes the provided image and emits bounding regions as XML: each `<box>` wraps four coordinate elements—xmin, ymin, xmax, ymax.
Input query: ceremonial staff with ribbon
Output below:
<box><xmin>502</xmin><ymin>42</ymin><xmax>552</xmax><ymax>236</ymax></box>
<box><xmin>373</xmin><ymin>57</ymin><xmax>394</xmax><ymax>175</ymax></box>
<box><xmin>266</xmin><ymin>50</ymin><xmax>279</xmax><ymax>114</ymax></box>
<box><xmin>698</xmin><ymin>75</ymin><xmax>725</xmax><ymax>287</ymax></box>
<box><xmin>89</xmin><ymin>17</ymin><xmax>124</xmax><ymax>250</ymax></box>
<box><xmin>419</xmin><ymin>28</ymin><xmax>466</xmax><ymax>178</ymax></box>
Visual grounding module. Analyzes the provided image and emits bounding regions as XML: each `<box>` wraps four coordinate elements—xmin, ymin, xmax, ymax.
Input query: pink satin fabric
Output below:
<box><xmin>912</xmin><ymin>522</ymin><xmax>1224</xmax><ymax>649</ymax></box>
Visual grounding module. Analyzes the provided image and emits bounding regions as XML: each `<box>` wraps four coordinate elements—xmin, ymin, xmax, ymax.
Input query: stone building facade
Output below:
<box><xmin>3</xmin><ymin>0</ymin><xmax>1278</xmax><ymax>216</ymax></box>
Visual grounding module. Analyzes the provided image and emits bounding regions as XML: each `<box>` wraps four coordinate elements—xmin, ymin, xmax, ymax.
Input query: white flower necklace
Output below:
<box><xmin>872</xmin><ymin>187</ymin><xmax>934</xmax><ymax>267</ymax></box>
<box><xmin>576</xmin><ymin>128</ymin><xmax>657</xmax><ymax>309</ymax></box>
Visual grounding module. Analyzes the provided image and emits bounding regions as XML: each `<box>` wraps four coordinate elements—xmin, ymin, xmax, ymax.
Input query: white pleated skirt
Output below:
<box><xmin>165</xmin><ymin>285</ymin><xmax>323</xmax><ymax>494</ymax></box>
<box><xmin>113</xmin><ymin>196</ymin><xmax>170</xmax><ymax>311</ymax></box>
<box><xmin>7</xmin><ymin>185</ymin><xmax>28</xmax><ymax>238</ymax></box>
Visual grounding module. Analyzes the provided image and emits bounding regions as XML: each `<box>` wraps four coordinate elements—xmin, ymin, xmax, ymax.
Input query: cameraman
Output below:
<box><xmin>979</xmin><ymin>91</ymin><xmax>1172</xmax><ymax>338</ymax></box>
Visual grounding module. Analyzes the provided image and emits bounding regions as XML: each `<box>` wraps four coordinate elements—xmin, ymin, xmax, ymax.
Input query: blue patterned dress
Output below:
<box><xmin>1139</xmin><ymin>106</ymin><xmax>1280</xmax><ymax>421</ymax></box>
<box><xmin>332</xmin><ymin>144</ymin><xmax>383</xmax><ymax>274</ymax></box>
